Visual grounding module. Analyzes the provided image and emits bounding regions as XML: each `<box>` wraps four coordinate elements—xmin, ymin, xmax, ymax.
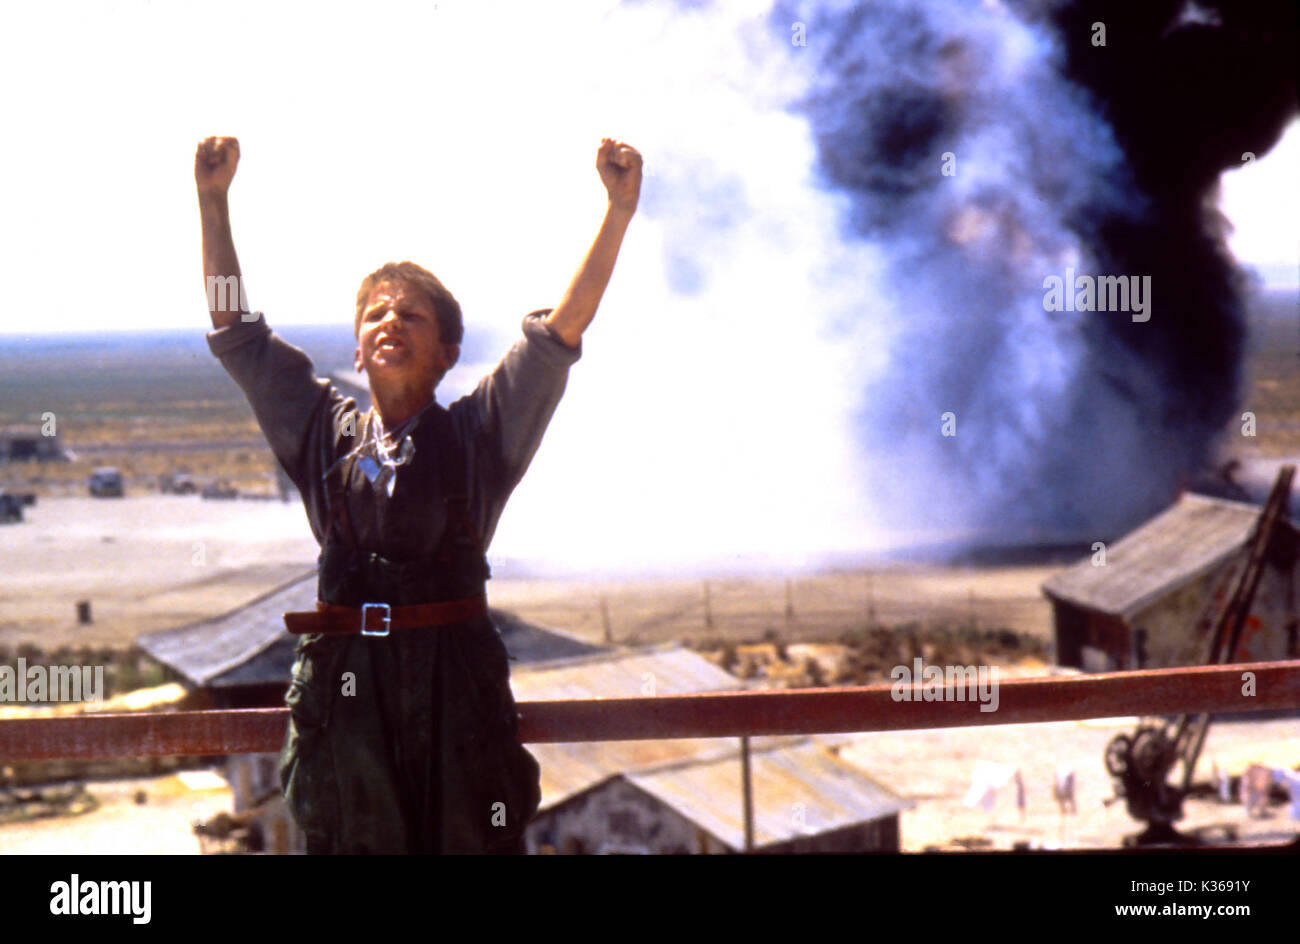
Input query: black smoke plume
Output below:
<box><xmin>769</xmin><ymin>0</ymin><xmax>1297</xmax><ymax>545</ymax></box>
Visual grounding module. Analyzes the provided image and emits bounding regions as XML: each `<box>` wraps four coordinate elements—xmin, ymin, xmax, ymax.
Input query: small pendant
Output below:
<box><xmin>372</xmin><ymin>465</ymin><xmax>392</xmax><ymax>495</ymax></box>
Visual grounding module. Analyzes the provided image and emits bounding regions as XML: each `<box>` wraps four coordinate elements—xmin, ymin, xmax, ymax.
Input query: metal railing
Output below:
<box><xmin>1</xmin><ymin>660</ymin><xmax>1297</xmax><ymax>761</ymax></box>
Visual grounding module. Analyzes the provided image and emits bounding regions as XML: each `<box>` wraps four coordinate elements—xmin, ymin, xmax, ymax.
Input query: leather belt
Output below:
<box><xmin>283</xmin><ymin>595</ymin><xmax>488</xmax><ymax>636</ymax></box>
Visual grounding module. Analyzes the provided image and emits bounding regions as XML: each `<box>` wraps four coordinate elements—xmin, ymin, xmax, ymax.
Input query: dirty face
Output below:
<box><xmin>354</xmin><ymin>279</ymin><xmax>459</xmax><ymax>390</ymax></box>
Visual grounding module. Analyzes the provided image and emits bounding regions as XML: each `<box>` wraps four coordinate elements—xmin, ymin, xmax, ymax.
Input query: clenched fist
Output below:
<box><xmin>597</xmin><ymin>138</ymin><xmax>642</xmax><ymax>216</ymax></box>
<box><xmin>195</xmin><ymin>136</ymin><xmax>240</xmax><ymax>197</ymax></box>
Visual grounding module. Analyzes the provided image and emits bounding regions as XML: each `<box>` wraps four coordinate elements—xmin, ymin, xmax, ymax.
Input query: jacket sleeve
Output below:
<box><xmin>206</xmin><ymin>313</ymin><xmax>357</xmax><ymax>503</ymax></box>
<box><xmin>451</xmin><ymin>309</ymin><xmax>582</xmax><ymax>546</ymax></box>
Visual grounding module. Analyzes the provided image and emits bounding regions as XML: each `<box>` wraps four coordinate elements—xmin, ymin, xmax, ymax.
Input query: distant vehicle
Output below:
<box><xmin>159</xmin><ymin>472</ymin><xmax>198</xmax><ymax>495</ymax></box>
<box><xmin>88</xmin><ymin>467</ymin><xmax>124</xmax><ymax>498</ymax></box>
<box><xmin>201</xmin><ymin>479</ymin><xmax>238</xmax><ymax>500</ymax></box>
<box><xmin>0</xmin><ymin>490</ymin><xmax>24</xmax><ymax>523</ymax></box>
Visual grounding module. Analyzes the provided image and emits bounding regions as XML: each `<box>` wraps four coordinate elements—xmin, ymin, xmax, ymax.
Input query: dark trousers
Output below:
<box><xmin>279</xmin><ymin>619</ymin><xmax>541</xmax><ymax>854</ymax></box>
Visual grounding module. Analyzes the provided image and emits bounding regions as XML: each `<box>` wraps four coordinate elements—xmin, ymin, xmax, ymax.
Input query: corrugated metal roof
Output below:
<box><xmin>512</xmin><ymin>646</ymin><xmax>814</xmax><ymax>810</ymax></box>
<box><xmin>625</xmin><ymin>740</ymin><xmax>912</xmax><ymax>850</ymax></box>
<box><xmin>138</xmin><ymin>572</ymin><xmax>315</xmax><ymax>688</ymax></box>
<box><xmin>140</xmin><ymin>572</ymin><xmax>605</xmax><ymax>689</ymax></box>
<box><xmin>1040</xmin><ymin>493</ymin><xmax>1290</xmax><ymax>617</ymax></box>
<box><xmin>489</xmin><ymin>610</ymin><xmax>607</xmax><ymax>665</ymax></box>
<box><xmin>510</xmin><ymin>644</ymin><xmax>740</xmax><ymax>701</ymax></box>
<box><xmin>528</xmin><ymin>738</ymin><xmax>774</xmax><ymax>810</ymax></box>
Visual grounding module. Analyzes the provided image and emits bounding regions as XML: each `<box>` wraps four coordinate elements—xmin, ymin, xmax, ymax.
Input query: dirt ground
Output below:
<box><xmin>1</xmin><ymin>496</ymin><xmax>1057</xmax><ymax>651</ymax></box>
<box><xmin>825</xmin><ymin>713</ymin><xmax>1300</xmax><ymax>852</ymax></box>
<box><xmin>0</xmin><ymin>496</ymin><xmax>318</xmax><ymax>649</ymax></box>
<box><xmin>489</xmin><ymin>564</ymin><xmax>1058</xmax><ymax>648</ymax></box>
<box><xmin>0</xmin><ymin>772</ymin><xmax>233</xmax><ymax>855</ymax></box>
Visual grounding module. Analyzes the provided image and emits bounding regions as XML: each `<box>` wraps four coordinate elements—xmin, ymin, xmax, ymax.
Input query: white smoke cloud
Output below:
<box><xmin>500</xmin><ymin>0</ymin><xmax>1160</xmax><ymax>574</ymax></box>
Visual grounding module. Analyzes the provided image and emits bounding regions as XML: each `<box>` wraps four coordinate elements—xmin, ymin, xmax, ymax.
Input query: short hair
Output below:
<box><xmin>354</xmin><ymin>261</ymin><xmax>463</xmax><ymax>345</ymax></box>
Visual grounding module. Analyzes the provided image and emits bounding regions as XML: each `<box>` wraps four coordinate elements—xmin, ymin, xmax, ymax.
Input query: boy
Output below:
<box><xmin>195</xmin><ymin>134</ymin><xmax>641</xmax><ymax>852</ymax></box>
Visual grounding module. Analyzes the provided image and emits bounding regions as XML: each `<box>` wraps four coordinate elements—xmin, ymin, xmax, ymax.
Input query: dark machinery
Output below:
<box><xmin>1104</xmin><ymin>464</ymin><xmax>1295</xmax><ymax>846</ymax></box>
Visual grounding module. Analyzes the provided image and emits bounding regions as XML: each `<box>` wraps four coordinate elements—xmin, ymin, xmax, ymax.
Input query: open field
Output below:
<box><xmin>1228</xmin><ymin>287</ymin><xmax>1300</xmax><ymax>458</ymax></box>
<box><xmin>0</xmin><ymin>328</ymin><xmax>330</xmax><ymax>496</ymax></box>
<box><xmin>1</xmin><ymin>288</ymin><xmax>1296</xmax><ymax>499</ymax></box>
<box><xmin>0</xmin><ymin>496</ymin><xmax>317</xmax><ymax>650</ymax></box>
<box><xmin>0</xmin><ymin>496</ymin><xmax>1055</xmax><ymax>652</ymax></box>
<box><xmin>489</xmin><ymin>564</ymin><xmax>1058</xmax><ymax>648</ymax></box>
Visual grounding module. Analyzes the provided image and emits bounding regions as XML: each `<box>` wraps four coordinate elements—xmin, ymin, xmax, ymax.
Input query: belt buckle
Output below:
<box><xmin>360</xmin><ymin>602</ymin><xmax>391</xmax><ymax>637</ymax></box>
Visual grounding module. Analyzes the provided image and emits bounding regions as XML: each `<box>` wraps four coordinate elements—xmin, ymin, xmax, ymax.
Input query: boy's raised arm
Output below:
<box><xmin>195</xmin><ymin>136</ymin><xmax>250</xmax><ymax>329</ymax></box>
<box><xmin>543</xmin><ymin>138</ymin><xmax>642</xmax><ymax>348</ymax></box>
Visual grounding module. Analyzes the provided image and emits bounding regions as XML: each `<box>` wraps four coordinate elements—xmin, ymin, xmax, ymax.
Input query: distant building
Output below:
<box><xmin>0</xmin><ymin>425</ymin><xmax>65</xmax><ymax>462</ymax></box>
<box><xmin>511</xmin><ymin>647</ymin><xmax>910</xmax><ymax>854</ymax></box>
<box><xmin>530</xmin><ymin>740</ymin><xmax>908</xmax><ymax>854</ymax></box>
<box><xmin>137</xmin><ymin>574</ymin><xmax>308</xmax><ymax>712</ymax></box>
<box><xmin>1042</xmin><ymin>493</ymin><xmax>1300</xmax><ymax>671</ymax></box>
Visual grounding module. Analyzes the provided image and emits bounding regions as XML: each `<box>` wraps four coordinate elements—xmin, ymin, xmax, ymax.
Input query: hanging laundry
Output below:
<box><xmin>1271</xmin><ymin>768</ymin><xmax>1300</xmax><ymax>820</ymax></box>
<box><xmin>962</xmin><ymin>761</ymin><xmax>1015</xmax><ymax>812</ymax></box>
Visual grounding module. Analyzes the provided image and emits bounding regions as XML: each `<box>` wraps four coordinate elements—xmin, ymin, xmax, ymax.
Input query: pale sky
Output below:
<box><xmin>0</xmin><ymin>0</ymin><xmax>1291</xmax><ymax>341</ymax></box>
<box><xmin>0</xmin><ymin>1</ymin><xmax>1294</xmax><ymax>573</ymax></box>
<box><xmin>1221</xmin><ymin>120</ymin><xmax>1300</xmax><ymax>288</ymax></box>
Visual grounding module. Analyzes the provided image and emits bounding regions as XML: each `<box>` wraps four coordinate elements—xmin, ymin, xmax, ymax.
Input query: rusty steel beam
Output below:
<box><xmin>518</xmin><ymin>659</ymin><xmax>1300</xmax><ymax>742</ymax></box>
<box><xmin>0</xmin><ymin>661</ymin><xmax>1296</xmax><ymax>760</ymax></box>
<box><xmin>0</xmin><ymin>708</ymin><xmax>287</xmax><ymax>762</ymax></box>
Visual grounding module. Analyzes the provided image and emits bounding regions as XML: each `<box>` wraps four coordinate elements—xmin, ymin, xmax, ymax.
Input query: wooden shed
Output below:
<box><xmin>528</xmin><ymin>740</ymin><xmax>908</xmax><ymax>854</ymax></box>
<box><xmin>511</xmin><ymin>646</ymin><xmax>910</xmax><ymax>854</ymax></box>
<box><xmin>1041</xmin><ymin>493</ymin><xmax>1299</xmax><ymax>671</ymax></box>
